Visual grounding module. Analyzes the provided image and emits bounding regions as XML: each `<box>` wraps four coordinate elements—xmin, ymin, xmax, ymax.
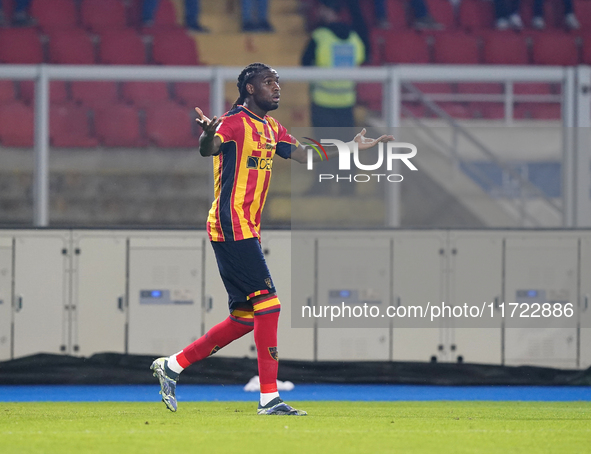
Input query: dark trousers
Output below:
<box><xmin>311</xmin><ymin>103</ymin><xmax>355</xmax><ymax>128</ymax></box>
<box><xmin>493</xmin><ymin>0</ymin><xmax>521</xmax><ymax>18</ymax></box>
<box><xmin>532</xmin><ymin>0</ymin><xmax>573</xmax><ymax>17</ymax></box>
<box><xmin>0</xmin><ymin>0</ymin><xmax>31</xmax><ymax>12</ymax></box>
<box><xmin>310</xmin><ymin>103</ymin><xmax>356</xmax><ymax>195</ymax></box>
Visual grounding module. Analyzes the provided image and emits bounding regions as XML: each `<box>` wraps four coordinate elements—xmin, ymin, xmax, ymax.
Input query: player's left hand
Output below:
<box><xmin>354</xmin><ymin>128</ymin><xmax>395</xmax><ymax>151</ymax></box>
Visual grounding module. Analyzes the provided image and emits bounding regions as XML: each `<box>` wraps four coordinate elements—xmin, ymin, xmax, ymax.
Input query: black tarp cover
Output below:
<box><xmin>0</xmin><ymin>353</ymin><xmax>590</xmax><ymax>386</ymax></box>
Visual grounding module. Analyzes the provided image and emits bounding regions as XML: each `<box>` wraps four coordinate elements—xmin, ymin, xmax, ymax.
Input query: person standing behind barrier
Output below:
<box><xmin>0</xmin><ymin>0</ymin><xmax>35</xmax><ymax>27</ymax></box>
<box><xmin>142</xmin><ymin>0</ymin><xmax>208</xmax><ymax>31</ymax></box>
<box><xmin>301</xmin><ymin>0</ymin><xmax>365</xmax><ymax>128</ymax></box>
<box><xmin>531</xmin><ymin>0</ymin><xmax>580</xmax><ymax>30</ymax></box>
<box><xmin>242</xmin><ymin>0</ymin><xmax>273</xmax><ymax>32</ymax></box>
<box><xmin>494</xmin><ymin>0</ymin><xmax>523</xmax><ymax>29</ymax></box>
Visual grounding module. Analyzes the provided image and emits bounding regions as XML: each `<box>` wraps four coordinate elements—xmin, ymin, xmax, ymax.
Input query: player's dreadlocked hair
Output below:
<box><xmin>232</xmin><ymin>62</ymin><xmax>272</xmax><ymax>109</ymax></box>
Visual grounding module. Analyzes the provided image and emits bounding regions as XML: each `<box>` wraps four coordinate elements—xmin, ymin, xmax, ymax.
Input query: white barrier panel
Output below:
<box><xmin>0</xmin><ymin>229</ymin><xmax>590</xmax><ymax>369</ymax></box>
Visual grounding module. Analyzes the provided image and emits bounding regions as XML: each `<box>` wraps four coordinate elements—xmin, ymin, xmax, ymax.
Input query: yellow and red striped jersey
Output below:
<box><xmin>206</xmin><ymin>106</ymin><xmax>296</xmax><ymax>242</ymax></box>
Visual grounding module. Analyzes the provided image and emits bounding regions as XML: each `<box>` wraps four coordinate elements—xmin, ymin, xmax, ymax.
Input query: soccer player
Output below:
<box><xmin>151</xmin><ymin>62</ymin><xmax>392</xmax><ymax>415</ymax></box>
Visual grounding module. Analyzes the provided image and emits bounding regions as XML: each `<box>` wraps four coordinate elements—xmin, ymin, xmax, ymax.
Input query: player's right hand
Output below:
<box><xmin>195</xmin><ymin>107</ymin><xmax>222</xmax><ymax>135</ymax></box>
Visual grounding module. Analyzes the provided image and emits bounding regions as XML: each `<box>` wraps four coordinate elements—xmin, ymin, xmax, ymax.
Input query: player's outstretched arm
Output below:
<box><xmin>195</xmin><ymin>107</ymin><xmax>222</xmax><ymax>157</ymax></box>
<box><xmin>290</xmin><ymin>128</ymin><xmax>394</xmax><ymax>164</ymax></box>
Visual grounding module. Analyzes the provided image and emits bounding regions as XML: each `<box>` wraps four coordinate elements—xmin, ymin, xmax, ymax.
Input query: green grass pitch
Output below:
<box><xmin>1</xmin><ymin>401</ymin><xmax>590</xmax><ymax>454</ymax></box>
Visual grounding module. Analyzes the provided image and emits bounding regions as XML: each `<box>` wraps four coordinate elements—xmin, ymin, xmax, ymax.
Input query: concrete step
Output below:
<box><xmin>199</xmin><ymin>12</ymin><xmax>304</xmax><ymax>34</ymax></box>
<box><xmin>195</xmin><ymin>32</ymin><xmax>308</xmax><ymax>66</ymax></box>
<box><xmin>195</xmin><ymin>0</ymin><xmax>301</xmax><ymax>16</ymax></box>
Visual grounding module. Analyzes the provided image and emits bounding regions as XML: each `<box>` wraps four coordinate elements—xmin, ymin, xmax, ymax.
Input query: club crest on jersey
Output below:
<box><xmin>268</xmin><ymin>347</ymin><xmax>279</xmax><ymax>361</ymax></box>
<box><xmin>265</xmin><ymin>277</ymin><xmax>273</xmax><ymax>288</ymax></box>
<box><xmin>246</xmin><ymin>156</ymin><xmax>273</xmax><ymax>171</ymax></box>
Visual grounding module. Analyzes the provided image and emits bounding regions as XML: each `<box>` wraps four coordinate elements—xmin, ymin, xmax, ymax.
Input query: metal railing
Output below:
<box><xmin>0</xmin><ymin>64</ymin><xmax>588</xmax><ymax>227</ymax></box>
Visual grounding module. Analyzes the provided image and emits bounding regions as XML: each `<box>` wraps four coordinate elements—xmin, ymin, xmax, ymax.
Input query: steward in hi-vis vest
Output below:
<box><xmin>309</xmin><ymin>27</ymin><xmax>365</xmax><ymax>109</ymax></box>
<box><xmin>301</xmin><ymin>1</ymin><xmax>366</xmax><ymax>128</ymax></box>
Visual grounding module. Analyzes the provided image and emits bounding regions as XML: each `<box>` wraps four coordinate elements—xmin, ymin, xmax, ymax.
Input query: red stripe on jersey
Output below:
<box><xmin>213</xmin><ymin>153</ymin><xmax>224</xmax><ymax>241</ymax></box>
<box><xmin>244</xmin><ymin>116</ymin><xmax>260</xmax><ymax>142</ymax></box>
<box><xmin>264</xmin><ymin>122</ymin><xmax>276</xmax><ymax>143</ymax></box>
<box><xmin>255</xmin><ymin>169</ymin><xmax>272</xmax><ymax>228</ymax></box>
<box><xmin>242</xmin><ymin>162</ymin><xmax>259</xmax><ymax>238</ymax></box>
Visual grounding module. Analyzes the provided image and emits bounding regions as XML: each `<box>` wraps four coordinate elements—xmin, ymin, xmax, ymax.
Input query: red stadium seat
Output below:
<box><xmin>145</xmin><ymin>102</ymin><xmax>198</xmax><ymax>147</ymax></box>
<box><xmin>513</xmin><ymin>83</ymin><xmax>553</xmax><ymax>95</ymax></box>
<box><xmin>482</xmin><ymin>32</ymin><xmax>528</xmax><ymax>65</ymax></box>
<box><xmin>519</xmin><ymin>0</ymin><xmax>557</xmax><ymax>28</ymax></box>
<box><xmin>0</xmin><ymin>81</ymin><xmax>17</xmax><ymax>104</ymax></box>
<box><xmin>121</xmin><ymin>82</ymin><xmax>170</xmax><ymax>108</ymax></box>
<box><xmin>469</xmin><ymin>102</ymin><xmax>506</xmax><ymax>119</ymax></box>
<box><xmin>531</xmin><ymin>33</ymin><xmax>578</xmax><ymax>65</ymax></box>
<box><xmin>152</xmin><ymin>0</ymin><xmax>180</xmax><ymax>28</ymax></box>
<box><xmin>0</xmin><ymin>28</ymin><xmax>43</xmax><ymax>64</ymax></box>
<box><xmin>583</xmin><ymin>34</ymin><xmax>591</xmax><ymax>65</ymax></box>
<box><xmin>433</xmin><ymin>33</ymin><xmax>480</xmax><ymax>64</ymax></box>
<box><xmin>0</xmin><ymin>101</ymin><xmax>34</xmax><ymax>147</ymax></box>
<box><xmin>71</xmin><ymin>81</ymin><xmax>120</xmax><ymax>109</ymax></box>
<box><xmin>456</xmin><ymin>83</ymin><xmax>504</xmax><ymax>94</ymax></box>
<box><xmin>514</xmin><ymin>103</ymin><xmax>561</xmax><ymax>120</ymax></box>
<box><xmin>425</xmin><ymin>0</ymin><xmax>455</xmax><ymax>29</ymax></box>
<box><xmin>151</xmin><ymin>30</ymin><xmax>199</xmax><ymax>65</ymax></box>
<box><xmin>436</xmin><ymin>102</ymin><xmax>472</xmax><ymax>118</ymax></box>
<box><xmin>94</xmin><ymin>104</ymin><xmax>144</xmax><ymax>147</ymax></box>
<box><xmin>401</xmin><ymin>102</ymin><xmax>426</xmax><ymax>118</ymax></box>
<box><xmin>173</xmin><ymin>82</ymin><xmax>210</xmax><ymax>107</ymax></box>
<box><xmin>458</xmin><ymin>0</ymin><xmax>494</xmax><ymax>31</ymax></box>
<box><xmin>81</xmin><ymin>0</ymin><xmax>127</xmax><ymax>32</ymax></box>
<box><xmin>99</xmin><ymin>30</ymin><xmax>146</xmax><ymax>65</ymax></box>
<box><xmin>30</xmin><ymin>0</ymin><xmax>78</xmax><ymax>32</ymax></box>
<box><xmin>358</xmin><ymin>0</ymin><xmax>376</xmax><ymax>28</ymax></box>
<box><xmin>357</xmin><ymin>83</ymin><xmax>383</xmax><ymax>112</ymax></box>
<box><xmin>380</xmin><ymin>31</ymin><xmax>430</xmax><ymax>64</ymax></box>
<box><xmin>19</xmin><ymin>81</ymin><xmax>69</xmax><ymax>105</ymax></box>
<box><xmin>386</xmin><ymin>0</ymin><xmax>408</xmax><ymax>29</ymax></box>
<box><xmin>48</xmin><ymin>29</ymin><xmax>96</xmax><ymax>64</ymax></box>
<box><xmin>50</xmin><ymin>103</ymin><xmax>99</xmax><ymax>147</ymax></box>
<box><xmin>408</xmin><ymin>82</ymin><xmax>454</xmax><ymax>96</ymax></box>
<box><xmin>574</xmin><ymin>1</ymin><xmax>591</xmax><ymax>30</ymax></box>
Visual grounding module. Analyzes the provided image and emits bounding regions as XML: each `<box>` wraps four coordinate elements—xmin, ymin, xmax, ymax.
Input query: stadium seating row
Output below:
<box><xmin>20</xmin><ymin>0</ymin><xmax>179</xmax><ymax>32</ymax></box>
<box><xmin>3</xmin><ymin>25</ymin><xmax>589</xmax><ymax>67</ymax></box>
<box><xmin>357</xmin><ymin>0</ymin><xmax>591</xmax><ymax>32</ymax></box>
<box><xmin>0</xmin><ymin>97</ymin><xmax>560</xmax><ymax>149</ymax></box>
<box><xmin>0</xmin><ymin>78</ymin><xmax>210</xmax><ymax>148</ymax></box>
<box><xmin>0</xmin><ymin>100</ymin><xmax>201</xmax><ymax>148</ymax></box>
<box><xmin>357</xmin><ymin>81</ymin><xmax>562</xmax><ymax>112</ymax></box>
<box><xmin>372</xmin><ymin>30</ymin><xmax>591</xmax><ymax>65</ymax></box>
<box><xmin>0</xmin><ymin>80</ymin><xmax>210</xmax><ymax>109</ymax></box>
<box><xmin>0</xmin><ymin>27</ymin><xmax>199</xmax><ymax>65</ymax></box>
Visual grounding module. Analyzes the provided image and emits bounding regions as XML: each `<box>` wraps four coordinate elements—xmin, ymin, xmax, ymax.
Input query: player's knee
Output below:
<box><xmin>251</xmin><ymin>293</ymin><xmax>281</xmax><ymax>315</ymax></box>
<box><xmin>230</xmin><ymin>308</ymin><xmax>255</xmax><ymax>329</ymax></box>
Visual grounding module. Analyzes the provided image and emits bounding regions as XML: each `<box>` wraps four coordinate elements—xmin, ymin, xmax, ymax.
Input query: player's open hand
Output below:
<box><xmin>354</xmin><ymin>128</ymin><xmax>395</xmax><ymax>151</ymax></box>
<box><xmin>195</xmin><ymin>107</ymin><xmax>222</xmax><ymax>135</ymax></box>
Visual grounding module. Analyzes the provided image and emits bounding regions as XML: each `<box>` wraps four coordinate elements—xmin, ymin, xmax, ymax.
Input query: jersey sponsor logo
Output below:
<box><xmin>268</xmin><ymin>346</ymin><xmax>279</xmax><ymax>361</ymax></box>
<box><xmin>257</xmin><ymin>141</ymin><xmax>275</xmax><ymax>151</ymax></box>
<box><xmin>246</xmin><ymin>156</ymin><xmax>273</xmax><ymax>171</ymax></box>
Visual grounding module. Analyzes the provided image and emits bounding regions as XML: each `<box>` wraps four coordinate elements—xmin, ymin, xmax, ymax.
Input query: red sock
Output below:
<box><xmin>253</xmin><ymin>296</ymin><xmax>281</xmax><ymax>393</ymax></box>
<box><xmin>182</xmin><ymin>313</ymin><xmax>253</xmax><ymax>365</ymax></box>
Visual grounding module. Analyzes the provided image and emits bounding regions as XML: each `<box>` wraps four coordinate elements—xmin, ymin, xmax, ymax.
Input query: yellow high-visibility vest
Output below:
<box><xmin>311</xmin><ymin>27</ymin><xmax>365</xmax><ymax>108</ymax></box>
